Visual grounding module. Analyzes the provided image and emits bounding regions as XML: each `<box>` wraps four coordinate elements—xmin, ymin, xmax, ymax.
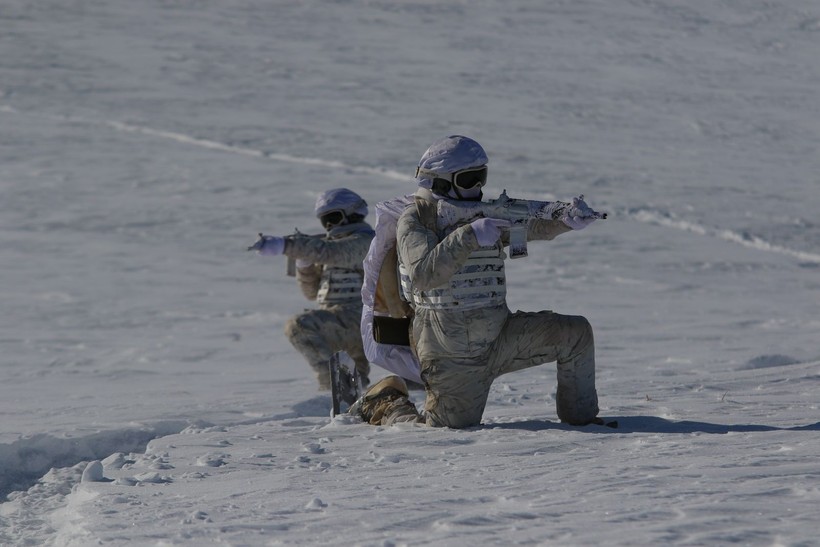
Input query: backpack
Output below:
<box><xmin>360</xmin><ymin>194</ymin><xmax>436</xmax><ymax>384</ymax></box>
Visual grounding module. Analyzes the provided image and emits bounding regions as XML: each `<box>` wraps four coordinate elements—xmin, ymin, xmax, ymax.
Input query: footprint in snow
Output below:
<box><xmin>183</xmin><ymin>510</ymin><xmax>212</xmax><ymax>524</ymax></box>
<box><xmin>81</xmin><ymin>461</ymin><xmax>113</xmax><ymax>483</ymax></box>
<box><xmin>305</xmin><ymin>497</ymin><xmax>327</xmax><ymax>510</ymax></box>
<box><xmin>101</xmin><ymin>453</ymin><xmax>135</xmax><ymax>470</ymax></box>
<box><xmin>302</xmin><ymin>442</ymin><xmax>325</xmax><ymax>454</ymax></box>
<box><xmin>196</xmin><ymin>453</ymin><xmax>229</xmax><ymax>467</ymax></box>
<box><xmin>133</xmin><ymin>472</ymin><xmax>173</xmax><ymax>484</ymax></box>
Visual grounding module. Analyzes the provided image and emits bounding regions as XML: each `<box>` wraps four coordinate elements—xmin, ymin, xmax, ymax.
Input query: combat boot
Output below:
<box><xmin>350</xmin><ymin>375</ymin><xmax>421</xmax><ymax>425</ymax></box>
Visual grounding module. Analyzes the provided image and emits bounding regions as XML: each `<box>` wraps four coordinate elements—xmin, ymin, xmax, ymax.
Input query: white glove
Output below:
<box><xmin>295</xmin><ymin>258</ymin><xmax>313</xmax><ymax>269</ymax></box>
<box><xmin>561</xmin><ymin>196</ymin><xmax>597</xmax><ymax>231</ymax></box>
<box><xmin>470</xmin><ymin>218</ymin><xmax>512</xmax><ymax>246</ymax></box>
<box><xmin>247</xmin><ymin>234</ymin><xmax>286</xmax><ymax>255</ymax></box>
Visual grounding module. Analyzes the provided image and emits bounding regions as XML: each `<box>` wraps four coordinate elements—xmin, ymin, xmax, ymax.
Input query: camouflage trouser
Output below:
<box><xmin>284</xmin><ymin>303</ymin><xmax>370</xmax><ymax>390</ymax></box>
<box><xmin>421</xmin><ymin>311</ymin><xmax>598</xmax><ymax>428</ymax></box>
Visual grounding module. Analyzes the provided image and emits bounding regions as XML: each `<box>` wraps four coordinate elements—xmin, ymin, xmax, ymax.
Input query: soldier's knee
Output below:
<box><xmin>426</xmin><ymin>412</ymin><xmax>481</xmax><ymax>429</ymax></box>
<box><xmin>576</xmin><ymin>315</ymin><xmax>593</xmax><ymax>336</ymax></box>
<box><xmin>283</xmin><ymin>316</ymin><xmax>300</xmax><ymax>341</ymax></box>
<box><xmin>569</xmin><ymin>315</ymin><xmax>594</xmax><ymax>351</ymax></box>
<box><xmin>284</xmin><ymin>313</ymin><xmax>317</xmax><ymax>342</ymax></box>
<box><xmin>424</xmin><ymin>402</ymin><xmax>482</xmax><ymax>429</ymax></box>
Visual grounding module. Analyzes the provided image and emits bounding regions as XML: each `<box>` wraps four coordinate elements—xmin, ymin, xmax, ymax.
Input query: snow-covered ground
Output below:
<box><xmin>1</xmin><ymin>0</ymin><xmax>819</xmax><ymax>545</ymax></box>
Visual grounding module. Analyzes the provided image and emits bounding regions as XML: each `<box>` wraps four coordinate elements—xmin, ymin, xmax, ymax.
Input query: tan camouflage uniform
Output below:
<box><xmin>395</xmin><ymin>188</ymin><xmax>599</xmax><ymax>428</ymax></box>
<box><xmin>283</xmin><ymin>222</ymin><xmax>374</xmax><ymax>388</ymax></box>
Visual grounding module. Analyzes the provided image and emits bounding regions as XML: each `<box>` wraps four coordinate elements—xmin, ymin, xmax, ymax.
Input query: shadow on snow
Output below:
<box><xmin>482</xmin><ymin>416</ymin><xmax>820</xmax><ymax>434</ymax></box>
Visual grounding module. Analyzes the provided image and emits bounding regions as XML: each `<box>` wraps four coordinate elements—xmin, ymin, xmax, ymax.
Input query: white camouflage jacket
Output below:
<box><xmin>396</xmin><ymin>189</ymin><xmax>571</xmax><ymax>362</ymax></box>
<box><xmin>285</xmin><ymin>222</ymin><xmax>375</xmax><ymax>309</ymax></box>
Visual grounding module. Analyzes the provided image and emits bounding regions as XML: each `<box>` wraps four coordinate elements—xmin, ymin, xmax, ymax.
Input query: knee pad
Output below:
<box><xmin>283</xmin><ymin>316</ymin><xmax>300</xmax><ymax>341</ymax></box>
<box><xmin>284</xmin><ymin>313</ymin><xmax>319</xmax><ymax>342</ymax></box>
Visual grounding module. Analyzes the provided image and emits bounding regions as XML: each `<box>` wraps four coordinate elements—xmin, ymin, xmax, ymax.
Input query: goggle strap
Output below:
<box><xmin>416</xmin><ymin>167</ymin><xmax>447</xmax><ymax>181</ymax></box>
<box><xmin>415</xmin><ymin>166</ymin><xmax>487</xmax><ymax>182</ymax></box>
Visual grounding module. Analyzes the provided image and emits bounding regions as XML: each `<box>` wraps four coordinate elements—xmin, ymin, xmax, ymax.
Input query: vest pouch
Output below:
<box><xmin>373</xmin><ymin>316</ymin><xmax>412</xmax><ymax>346</ymax></box>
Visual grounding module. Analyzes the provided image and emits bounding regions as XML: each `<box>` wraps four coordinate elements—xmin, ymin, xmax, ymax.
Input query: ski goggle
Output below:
<box><xmin>416</xmin><ymin>165</ymin><xmax>488</xmax><ymax>191</ymax></box>
<box><xmin>319</xmin><ymin>210</ymin><xmax>346</xmax><ymax>229</ymax></box>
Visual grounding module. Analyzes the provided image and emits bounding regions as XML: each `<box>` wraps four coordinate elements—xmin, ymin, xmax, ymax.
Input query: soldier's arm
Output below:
<box><xmin>286</xmin><ymin>232</ymin><xmax>372</xmax><ymax>268</ymax></box>
<box><xmin>396</xmin><ymin>209</ymin><xmax>480</xmax><ymax>292</ymax></box>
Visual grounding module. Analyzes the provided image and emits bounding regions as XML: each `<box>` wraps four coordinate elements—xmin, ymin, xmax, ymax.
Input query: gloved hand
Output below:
<box><xmin>247</xmin><ymin>233</ymin><xmax>286</xmax><ymax>255</ymax></box>
<box><xmin>295</xmin><ymin>258</ymin><xmax>313</xmax><ymax>269</ymax></box>
<box><xmin>470</xmin><ymin>218</ymin><xmax>512</xmax><ymax>247</ymax></box>
<box><xmin>561</xmin><ymin>195</ymin><xmax>598</xmax><ymax>231</ymax></box>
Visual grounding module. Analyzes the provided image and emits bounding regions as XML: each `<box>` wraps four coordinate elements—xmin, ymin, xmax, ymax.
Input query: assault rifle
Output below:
<box><xmin>436</xmin><ymin>190</ymin><xmax>607</xmax><ymax>259</ymax></box>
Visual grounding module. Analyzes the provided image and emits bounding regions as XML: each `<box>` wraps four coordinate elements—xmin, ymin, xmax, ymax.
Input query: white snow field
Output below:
<box><xmin>1</xmin><ymin>0</ymin><xmax>819</xmax><ymax>545</ymax></box>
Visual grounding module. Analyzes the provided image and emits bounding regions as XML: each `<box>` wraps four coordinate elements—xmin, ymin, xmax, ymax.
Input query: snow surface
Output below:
<box><xmin>1</xmin><ymin>0</ymin><xmax>819</xmax><ymax>545</ymax></box>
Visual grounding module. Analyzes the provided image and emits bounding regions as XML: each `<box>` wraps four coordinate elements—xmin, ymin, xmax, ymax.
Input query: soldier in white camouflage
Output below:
<box><xmin>356</xmin><ymin>136</ymin><xmax>602</xmax><ymax>428</ymax></box>
<box><xmin>249</xmin><ymin>188</ymin><xmax>374</xmax><ymax>390</ymax></box>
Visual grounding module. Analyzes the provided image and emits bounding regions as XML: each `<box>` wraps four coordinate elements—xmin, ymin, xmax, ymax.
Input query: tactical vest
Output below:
<box><xmin>400</xmin><ymin>197</ymin><xmax>507</xmax><ymax>312</ymax></box>
<box><xmin>312</xmin><ymin>223</ymin><xmax>370</xmax><ymax>306</ymax></box>
<box><xmin>317</xmin><ymin>266</ymin><xmax>364</xmax><ymax>305</ymax></box>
